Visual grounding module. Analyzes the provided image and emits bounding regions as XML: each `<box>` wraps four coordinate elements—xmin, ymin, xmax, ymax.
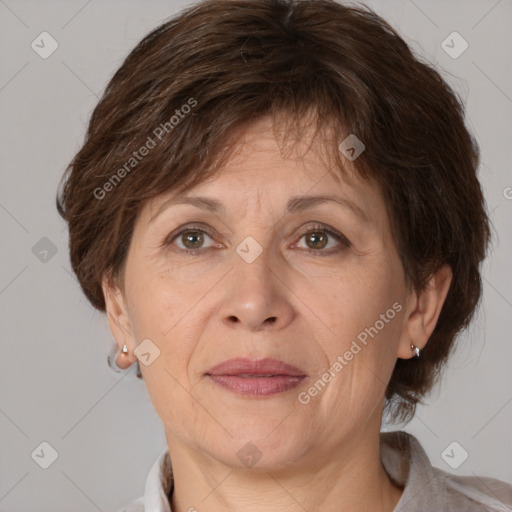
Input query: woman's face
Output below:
<box><xmin>106</xmin><ymin>116</ymin><xmax>415</xmax><ymax>470</ymax></box>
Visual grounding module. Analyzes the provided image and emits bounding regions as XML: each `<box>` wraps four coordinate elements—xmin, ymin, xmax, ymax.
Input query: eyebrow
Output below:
<box><xmin>149</xmin><ymin>194</ymin><xmax>371</xmax><ymax>223</ymax></box>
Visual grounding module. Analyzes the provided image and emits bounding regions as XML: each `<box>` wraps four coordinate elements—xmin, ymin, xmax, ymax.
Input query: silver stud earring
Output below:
<box><xmin>411</xmin><ymin>344</ymin><xmax>422</xmax><ymax>359</ymax></box>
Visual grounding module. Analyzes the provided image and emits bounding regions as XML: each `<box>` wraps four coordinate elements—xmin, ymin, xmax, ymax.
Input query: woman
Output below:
<box><xmin>56</xmin><ymin>0</ymin><xmax>512</xmax><ymax>510</ymax></box>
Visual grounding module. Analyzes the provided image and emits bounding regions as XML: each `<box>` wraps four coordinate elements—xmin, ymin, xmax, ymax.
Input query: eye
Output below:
<box><xmin>163</xmin><ymin>224</ymin><xmax>218</xmax><ymax>255</ymax></box>
<box><xmin>163</xmin><ymin>222</ymin><xmax>351</xmax><ymax>256</ymax></box>
<box><xmin>293</xmin><ymin>223</ymin><xmax>351</xmax><ymax>255</ymax></box>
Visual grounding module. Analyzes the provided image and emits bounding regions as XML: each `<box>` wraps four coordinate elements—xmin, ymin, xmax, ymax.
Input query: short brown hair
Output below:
<box><xmin>56</xmin><ymin>0</ymin><xmax>491</xmax><ymax>423</ymax></box>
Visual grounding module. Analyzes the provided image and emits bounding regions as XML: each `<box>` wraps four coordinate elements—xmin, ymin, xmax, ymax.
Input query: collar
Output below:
<box><xmin>141</xmin><ymin>431</ymin><xmax>512</xmax><ymax>512</ymax></box>
<box><xmin>379</xmin><ymin>430</ymin><xmax>445</xmax><ymax>510</ymax></box>
<box><xmin>143</xmin><ymin>444</ymin><xmax>174</xmax><ymax>512</ymax></box>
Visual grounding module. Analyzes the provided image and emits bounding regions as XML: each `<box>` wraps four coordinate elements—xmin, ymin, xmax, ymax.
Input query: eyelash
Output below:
<box><xmin>162</xmin><ymin>222</ymin><xmax>351</xmax><ymax>256</ymax></box>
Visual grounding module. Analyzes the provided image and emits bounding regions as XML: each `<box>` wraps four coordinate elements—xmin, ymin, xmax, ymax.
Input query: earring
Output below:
<box><xmin>107</xmin><ymin>342</ymin><xmax>133</xmax><ymax>372</ymax></box>
<box><xmin>116</xmin><ymin>344</ymin><xmax>143</xmax><ymax>379</ymax></box>
<box><xmin>411</xmin><ymin>344</ymin><xmax>422</xmax><ymax>359</ymax></box>
<box><xmin>116</xmin><ymin>344</ymin><xmax>133</xmax><ymax>369</ymax></box>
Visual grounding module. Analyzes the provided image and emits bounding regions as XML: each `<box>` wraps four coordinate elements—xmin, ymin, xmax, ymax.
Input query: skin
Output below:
<box><xmin>103</xmin><ymin>116</ymin><xmax>452</xmax><ymax>512</ymax></box>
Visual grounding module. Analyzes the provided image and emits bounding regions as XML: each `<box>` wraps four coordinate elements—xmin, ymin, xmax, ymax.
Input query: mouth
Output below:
<box><xmin>205</xmin><ymin>357</ymin><xmax>307</xmax><ymax>397</ymax></box>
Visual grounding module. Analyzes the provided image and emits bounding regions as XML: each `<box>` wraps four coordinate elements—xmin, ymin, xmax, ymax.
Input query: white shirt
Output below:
<box><xmin>118</xmin><ymin>431</ymin><xmax>512</xmax><ymax>512</ymax></box>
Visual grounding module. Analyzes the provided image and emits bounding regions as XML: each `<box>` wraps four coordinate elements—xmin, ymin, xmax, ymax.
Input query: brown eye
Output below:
<box><xmin>181</xmin><ymin>230</ymin><xmax>205</xmax><ymax>249</ymax></box>
<box><xmin>164</xmin><ymin>222</ymin><xmax>350</xmax><ymax>256</ymax></box>
<box><xmin>164</xmin><ymin>224</ymin><xmax>217</xmax><ymax>255</ymax></box>
<box><xmin>305</xmin><ymin>231</ymin><xmax>328</xmax><ymax>249</ymax></box>
<box><xmin>295</xmin><ymin>224</ymin><xmax>351</xmax><ymax>255</ymax></box>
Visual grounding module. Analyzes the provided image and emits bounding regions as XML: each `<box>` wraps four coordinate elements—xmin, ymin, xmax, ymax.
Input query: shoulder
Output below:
<box><xmin>380</xmin><ymin>431</ymin><xmax>512</xmax><ymax>512</ymax></box>
<box><xmin>115</xmin><ymin>447</ymin><xmax>173</xmax><ymax>512</ymax></box>
<box><xmin>116</xmin><ymin>495</ymin><xmax>144</xmax><ymax>512</ymax></box>
<box><xmin>434</xmin><ymin>468</ymin><xmax>512</xmax><ymax>511</ymax></box>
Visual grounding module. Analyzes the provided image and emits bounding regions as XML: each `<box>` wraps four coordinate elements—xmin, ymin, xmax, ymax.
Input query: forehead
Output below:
<box><xmin>144</xmin><ymin>115</ymin><xmax>383</xmax><ymax>222</ymax></box>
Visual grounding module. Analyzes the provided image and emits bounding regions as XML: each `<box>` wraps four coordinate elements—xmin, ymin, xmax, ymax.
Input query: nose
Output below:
<box><xmin>218</xmin><ymin>249</ymin><xmax>295</xmax><ymax>332</ymax></box>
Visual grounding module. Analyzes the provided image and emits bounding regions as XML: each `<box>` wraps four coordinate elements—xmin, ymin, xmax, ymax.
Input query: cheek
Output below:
<box><xmin>317</xmin><ymin>272</ymin><xmax>399</xmax><ymax>334</ymax></box>
<box><xmin>131</xmin><ymin>277</ymin><xmax>201</xmax><ymax>425</ymax></box>
<box><xmin>310</xmin><ymin>261</ymin><xmax>404</xmax><ymax>376</ymax></box>
<box><xmin>126</xmin><ymin>260</ymin><xmax>184</xmax><ymax>337</ymax></box>
<box><xmin>310</xmin><ymin>276</ymin><xmax>403</xmax><ymax>431</ymax></box>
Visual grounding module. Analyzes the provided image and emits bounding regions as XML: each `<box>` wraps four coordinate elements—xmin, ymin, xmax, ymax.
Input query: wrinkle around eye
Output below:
<box><xmin>147</xmin><ymin>208</ymin><xmax>380</xmax><ymax>257</ymax></box>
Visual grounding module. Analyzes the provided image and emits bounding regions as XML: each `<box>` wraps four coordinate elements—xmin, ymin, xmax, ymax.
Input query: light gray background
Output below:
<box><xmin>1</xmin><ymin>0</ymin><xmax>511</xmax><ymax>510</ymax></box>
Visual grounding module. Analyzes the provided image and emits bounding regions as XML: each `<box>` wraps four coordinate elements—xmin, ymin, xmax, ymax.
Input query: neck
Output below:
<box><xmin>166</xmin><ymin>419</ymin><xmax>403</xmax><ymax>512</ymax></box>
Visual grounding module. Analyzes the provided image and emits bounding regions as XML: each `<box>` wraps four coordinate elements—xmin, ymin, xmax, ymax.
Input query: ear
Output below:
<box><xmin>397</xmin><ymin>264</ymin><xmax>453</xmax><ymax>360</ymax></box>
<box><xmin>102</xmin><ymin>274</ymin><xmax>138</xmax><ymax>366</ymax></box>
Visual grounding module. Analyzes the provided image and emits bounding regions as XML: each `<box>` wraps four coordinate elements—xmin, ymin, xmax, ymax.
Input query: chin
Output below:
<box><xmin>207</xmin><ymin>420</ymin><xmax>310</xmax><ymax>471</ymax></box>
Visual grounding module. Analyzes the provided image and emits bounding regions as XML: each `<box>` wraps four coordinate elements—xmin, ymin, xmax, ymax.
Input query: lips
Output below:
<box><xmin>206</xmin><ymin>357</ymin><xmax>307</xmax><ymax>397</ymax></box>
<box><xmin>207</xmin><ymin>357</ymin><xmax>306</xmax><ymax>377</ymax></box>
